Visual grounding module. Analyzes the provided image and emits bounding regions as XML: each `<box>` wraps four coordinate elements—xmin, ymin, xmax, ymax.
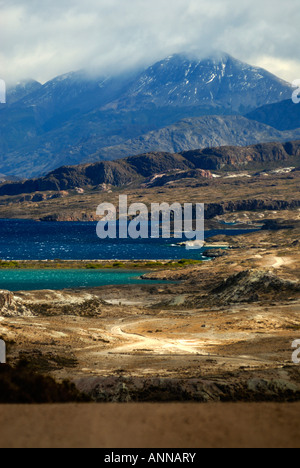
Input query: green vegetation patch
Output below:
<box><xmin>0</xmin><ymin>261</ymin><xmax>20</xmax><ymax>269</ymax></box>
<box><xmin>0</xmin><ymin>259</ymin><xmax>203</xmax><ymax>270</ymax></box>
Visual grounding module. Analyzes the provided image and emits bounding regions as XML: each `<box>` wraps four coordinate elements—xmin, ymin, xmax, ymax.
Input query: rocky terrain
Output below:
<box><xmin>0</xmin><ymin>140</ymin><xmax>300</xmax><ymax>198</ymax></box>
<box><xmin>0</xmin><ymin>138</ymin><xmax>299</xmax><ymax>405</ymax></box>
<box><xmin>83</xmin><ymin>116</ymin><xmax>300</xmax><ymax>163</ymax></box>
<box><xmin>0</xmin><ymin>217</ymin><xmax>299</xmax><ymax>403</ymax></box>
<box><xmin>0</xmin><ymin>149</ymin><xmax>299</xmax><ymax>223</ymax></box>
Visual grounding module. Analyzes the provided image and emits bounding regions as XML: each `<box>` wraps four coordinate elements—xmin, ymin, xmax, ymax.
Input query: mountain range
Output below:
<box><xmin>0</xmin><ymin>52</ymin><xmax>296</xmax><ymax>179</ymax></box>
<box><xmin>1</xmin><ymin>140</ymin><xmax>299</xmax><ymax>196</ymax></box>
<box><xmin>246</xmin><ymin>99</ymin><xmax>300</xmax><ymax>131</ymax></box>
<box><xmin>82</xmin><ymin>115</ymin><xmax>300</xmax><ymax>162</ymax></box>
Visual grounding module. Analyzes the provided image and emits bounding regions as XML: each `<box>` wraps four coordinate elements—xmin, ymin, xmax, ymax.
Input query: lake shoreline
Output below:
<box><xmin>0</xmin><ymin>221</ymin><xmax>299</xmax><ymax>408</ymax></box>
<box><xmin>0</xmin><ymin>258</ymin><xmax>205</xmax><ymax>270</ymax></box>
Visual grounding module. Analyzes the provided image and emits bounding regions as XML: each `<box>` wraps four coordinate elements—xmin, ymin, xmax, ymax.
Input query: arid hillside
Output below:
<box><xmin>0</xmin><ymin>162</ymin><xmax>299</xmax><ymax>222</ymax></box>
<box><xmin>0</xmin><ymin>218</ymin><xmax>299</xmax><ymax>403</ymax></box>
<box><xmin>0</xmin><ymin>140</ymin><xmax>300</xmax><ymax>197</ymax></box>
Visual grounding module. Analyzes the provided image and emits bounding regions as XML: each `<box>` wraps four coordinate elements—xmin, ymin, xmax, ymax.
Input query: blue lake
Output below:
<box><xmin>0</xmin><ymin>219</ymin><xmax>257</xmax><ymax>261</ymax></box>
<box><xmin>0</xmin><ymin>269</ymin><xmax>156</xmax><ymax>292</ymax></box>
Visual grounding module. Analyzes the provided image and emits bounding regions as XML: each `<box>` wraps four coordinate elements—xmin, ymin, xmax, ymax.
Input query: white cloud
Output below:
<box><xmin>0</xmin><ymin>0</ymin><xmax>299</xmax><ymax>84</ymax></box>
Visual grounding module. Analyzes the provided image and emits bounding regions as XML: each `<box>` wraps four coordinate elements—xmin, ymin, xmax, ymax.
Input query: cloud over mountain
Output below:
<box><xmin>1</xmin><ymin>0</ymin><xmax>299</xmax><ymax>84</ymax></box>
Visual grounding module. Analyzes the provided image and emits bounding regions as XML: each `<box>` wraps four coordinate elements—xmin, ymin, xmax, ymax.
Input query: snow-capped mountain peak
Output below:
<box><xmin>113</xmin><ymin>52</ymin><xmax>291</xmax><ymax>112</ymax></box>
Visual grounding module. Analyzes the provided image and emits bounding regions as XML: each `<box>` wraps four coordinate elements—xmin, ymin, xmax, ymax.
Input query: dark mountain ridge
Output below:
<box><xmin>83</xmin><ymin>115</ymin><xmax>300</xmax><ymax>163</ymax></box>
<box><xmin>246</xmin><ymin>99</ymin><xmax>300</xmax><ymax>131</ymax></box>
<box><xmin>1</xmin><ymin>140</ymin><xmax>299</xmax><ymax>197</ymax></box>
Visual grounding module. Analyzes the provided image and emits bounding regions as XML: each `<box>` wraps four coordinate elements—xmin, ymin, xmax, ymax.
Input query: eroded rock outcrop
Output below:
<box><xmin>0</xmin><ymin>290</ymin><xmax>32</xmax><ymax>317</ymax></box>
<box><xmin>75</xmin><ymin>375</ymin><xmax>300</xmax><ymax>403</ymax></box>
<box><xmin>212</xmin><ymin>269</ymin><xmax>300</xmax><ymax>304</ymax></box>
<box><xmin>205</xmin><ymin>199</ymin><xmax>300</xmax><ymax>219</ymax></box>
<box><xmin>15</xmin><ymin>290</ymin><xmax>108</xmax><ymax>317</ymax></box>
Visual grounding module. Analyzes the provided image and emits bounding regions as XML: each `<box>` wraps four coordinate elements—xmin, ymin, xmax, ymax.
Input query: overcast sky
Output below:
<box><xmin>0</xmin><ymin>0</ymin><xmax>299</xmax><ymax>84</ymax></box>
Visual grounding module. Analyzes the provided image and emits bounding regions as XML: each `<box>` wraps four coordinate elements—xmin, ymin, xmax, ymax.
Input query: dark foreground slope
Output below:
<box><xmin>0</xmin><ymin>363</ymin><xmax>89</xmax><ymax>403</ymax></box>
